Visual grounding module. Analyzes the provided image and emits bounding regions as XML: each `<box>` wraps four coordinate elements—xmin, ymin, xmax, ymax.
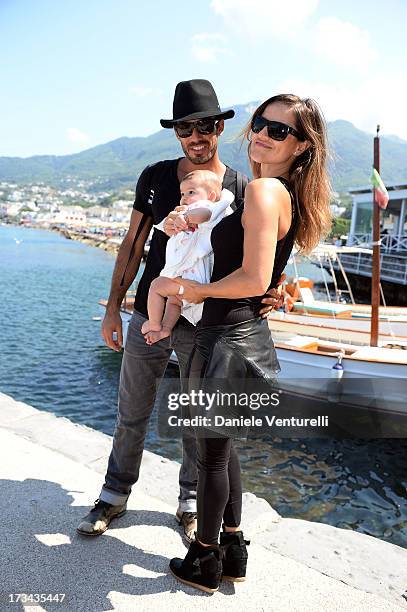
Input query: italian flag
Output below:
<box><xmin>371</xmin><ymin>168</ymin><xmax>389</xmax><ymax>209</ymax></box>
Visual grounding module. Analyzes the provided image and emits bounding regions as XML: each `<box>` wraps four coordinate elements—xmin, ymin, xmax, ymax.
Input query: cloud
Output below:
<box><xmin>190</xmin><ymin>32</ymin><xmax>230</xmax><ymax>62</ymax></box>
<box><xmin>312</xmin><ymin>17</ymin><xmax>378</xmax><ymax>70</ymax></box>
<box><xmin>66</xmin><ymin>128</ymin><xmax>89</xmax><ymax>145</ymax></box>
<box><xmin>210</xmin><ymin>3</ymin><xmax>377</xmax><ymax>75</ymax></box>
<box><xmin>277</xmin><ymin>75</ymin><xmax>407</xmax><ymax>140</ymax></box>
<box><xmin>210</xmin><ymin>0</ymin><xmax>319</xmax><ymax>39</ymax></box>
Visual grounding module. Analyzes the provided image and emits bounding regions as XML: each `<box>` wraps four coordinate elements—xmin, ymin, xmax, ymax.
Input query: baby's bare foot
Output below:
<box><xmin>145</xmin><ymin>329</ymin><xmax>171</xmax><ymax>345</ymax></box>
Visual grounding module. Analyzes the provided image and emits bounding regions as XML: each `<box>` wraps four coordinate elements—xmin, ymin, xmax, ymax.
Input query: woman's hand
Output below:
<box><xmin>173</xmin><ymin>277</ymin><xmax>206</xmax><ymax>304</ymax></box>
<box><xmin>259</xmin><ymin>273</ymin><xmax>286</xmax><ymax>317</ymax></box>
<box><xmin>163</xmin><ymin>205</ymin><xmax>188</xmax><ymax>236</ymax></box>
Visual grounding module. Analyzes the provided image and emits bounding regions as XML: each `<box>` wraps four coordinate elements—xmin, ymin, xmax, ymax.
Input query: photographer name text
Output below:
<box><xmin>167</xmin><ymin>415</ymin><xmax>329</xmax><ymax>428</ymax></box>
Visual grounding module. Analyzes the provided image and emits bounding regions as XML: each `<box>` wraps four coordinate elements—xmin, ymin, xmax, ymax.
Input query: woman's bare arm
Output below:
<box><xmin>176</xmin><ymin>179</ymin><xmax>291</xmax><ymax>303</ymax></box>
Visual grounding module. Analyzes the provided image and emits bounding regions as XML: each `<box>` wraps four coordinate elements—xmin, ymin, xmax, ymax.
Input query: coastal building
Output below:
<box><xmin>339</xmin><ymin>183</ymin><xmax>407</xmax><ymax>303</ymax></box>
<box><xmin>52</xmin><ymin>206</ymin><xmax>87</xmax><ymax>226</ymax></box>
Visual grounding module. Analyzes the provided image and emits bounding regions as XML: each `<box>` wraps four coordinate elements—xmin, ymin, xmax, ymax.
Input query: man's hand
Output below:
<box><xmin>259</xmin><ymin>273</ymin><xmax>286</xmax><ymax>318</ymax></box>
<box><xmin>102</xmin><ymin>308</ymin><xmax>123</xmax><ymax>351</ymax></box>
<box><xmin>163</xmin><ymin>205</ymin><xmax>188</xmax><ymax>236</ymax></box>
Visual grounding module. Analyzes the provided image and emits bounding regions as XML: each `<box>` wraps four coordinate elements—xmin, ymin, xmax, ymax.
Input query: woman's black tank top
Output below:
<box><xmin>201</xmin><ymin>177</ymin><xmax>298</xmax><ymax>326</ymax></box>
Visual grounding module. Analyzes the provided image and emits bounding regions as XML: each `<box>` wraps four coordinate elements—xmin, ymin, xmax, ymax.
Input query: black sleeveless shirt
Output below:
<box><xmin>201</xmin><ymin>177</ymin><xmax>299</xmax><ymax>326</ymax></box>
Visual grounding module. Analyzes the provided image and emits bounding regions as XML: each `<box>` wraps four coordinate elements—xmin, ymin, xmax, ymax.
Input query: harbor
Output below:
<box><xmin>1</xmin><ymin>391</ymin><xmax>407</xmax><ymax>611</ymax></box>
<box><xmin>1</xmin><ymin>224</ymin><xmax>406</xmax><ymax>549</ymax></box>
<box><xmin>2</xmin><ymin>1</ymin><xmax>407</xmax><ymax>608</ymax></box>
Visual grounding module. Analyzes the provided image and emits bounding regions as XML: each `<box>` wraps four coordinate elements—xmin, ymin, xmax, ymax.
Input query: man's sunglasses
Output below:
<box><xmin>174</xmin><ymin>118</ymin><xmax>218</xmax><ymax>138</ymax></box>
<box><xmin>251</xmin><ymin>116</ymin><xmax>304</xmax><ymax>141</ymax></box>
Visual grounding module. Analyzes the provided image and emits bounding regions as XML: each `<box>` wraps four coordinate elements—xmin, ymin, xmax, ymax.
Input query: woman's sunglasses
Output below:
<box><xmin>174</xmin><ymin>118</ymin><xmax>218</xmax><ymax>138</ymax></box>
<box><xmin>251</xmin><ymin>116</ymin><xmax>304</xmax><ymax>141</ymax></box>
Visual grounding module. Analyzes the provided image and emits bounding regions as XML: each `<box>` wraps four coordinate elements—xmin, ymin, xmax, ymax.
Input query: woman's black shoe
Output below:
<box><xmin>220</xmin><ymin>530</ymin><xmax>250</xmax><ymax>582</ymax></box>
<box><xmin>169</xmin><ymin>538</ymin><xmax>222</xmax><ymax>593</ymax></box>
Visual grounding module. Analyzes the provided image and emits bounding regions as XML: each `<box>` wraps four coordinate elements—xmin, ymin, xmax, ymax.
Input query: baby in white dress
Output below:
<box><xmin>141</xmin><ymin>169</ymin><xmax>234</xmax><ymax>344</ymax></box>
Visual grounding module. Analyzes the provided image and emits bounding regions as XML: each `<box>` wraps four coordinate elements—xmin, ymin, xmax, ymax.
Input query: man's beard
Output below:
<box><xmin>182</xmin><ymin>140</ymin><xmax>217</xmax><ymax>164</ymax></box>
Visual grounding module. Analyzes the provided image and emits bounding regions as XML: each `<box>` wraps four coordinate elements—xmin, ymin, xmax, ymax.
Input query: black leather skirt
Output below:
<box><xmin>192</xmin><ymin>316</ymin><xmax>280</xmax><ymax>380</ymax></box>
<box><xmin>187</xmin><ymin>317</ymin><xmax>280</xmax><ymax>438</ymax></box>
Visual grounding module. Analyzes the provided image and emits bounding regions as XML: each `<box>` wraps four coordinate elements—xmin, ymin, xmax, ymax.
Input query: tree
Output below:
<box><xmin>330</xmin><ymin>217</ymin><xmax>350</xmax><ymax>238</ymax></box>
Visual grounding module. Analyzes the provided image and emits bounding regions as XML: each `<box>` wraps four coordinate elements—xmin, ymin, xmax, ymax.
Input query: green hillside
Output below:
<box><xmin>328</xmin><ymin>120</ymin><xmax>407</xmax><ymax>190</ymax></box>
<box><xmin>1</xmin><ymin>103</ymin><xmax>406</xmax><ymax>192</ymax></box>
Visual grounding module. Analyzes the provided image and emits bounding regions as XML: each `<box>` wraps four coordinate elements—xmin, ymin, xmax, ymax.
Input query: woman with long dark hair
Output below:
<box><xmin>169</xmin><ymin>94</ymin><xmax>332</xmax><ymax>593</ymax></box>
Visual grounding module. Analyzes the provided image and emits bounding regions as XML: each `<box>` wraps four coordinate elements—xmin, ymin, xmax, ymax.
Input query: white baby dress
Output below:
<box><xmin>154</xmin><ymin>188</ymin><xmax>235</xmax><ymax>325</ymax></box>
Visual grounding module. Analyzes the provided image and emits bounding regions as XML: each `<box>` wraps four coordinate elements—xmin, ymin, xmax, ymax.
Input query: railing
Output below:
<box><xmin>348</xmin><ymin>233</ymin><xmax>407</xmax><ymax>253</ymax></box>
<box><xmin>348</xmin><ymin>233</ymin><xmax>371</xmax><ymax>247</ymax></box>
<box><xmin>338</xmin><ymin>252</ymin><xmax>407</xmax><ymax>284</ymax></box>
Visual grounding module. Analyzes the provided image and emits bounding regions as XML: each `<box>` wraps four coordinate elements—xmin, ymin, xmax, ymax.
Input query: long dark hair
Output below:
<box><xmin>243</xmin><ymin>94</ymin><xmax>332</xmax><ymax>253</ymax></box>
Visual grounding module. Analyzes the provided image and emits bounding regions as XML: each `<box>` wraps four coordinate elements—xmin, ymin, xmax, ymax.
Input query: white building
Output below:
<box><xmin>348</xmin><ymin>183</ymin><xmax>407</xmax><ymax>253</ymax></box>
<box><xmin>339</xmin><ymin>183</ymin><xmax>407</xmax><ymax>289</ymax></box>
<box><xmin>52</xmin><ymin>206</ymin><xmax>87</xmax><ymax>226</ymax></box>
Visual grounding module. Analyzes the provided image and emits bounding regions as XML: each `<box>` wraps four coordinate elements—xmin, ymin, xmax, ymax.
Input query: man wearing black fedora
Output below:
<box><xmin>77</xmin><ymin>79</ymin><xmax>279</xmax><ymax>542</ymax></box>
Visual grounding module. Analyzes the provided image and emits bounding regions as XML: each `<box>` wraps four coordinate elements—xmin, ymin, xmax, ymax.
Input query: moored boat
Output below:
<box><xmin>99</xmin><ymin>293</ymin><xmax>407</xmax><ymax>421</ymax></box>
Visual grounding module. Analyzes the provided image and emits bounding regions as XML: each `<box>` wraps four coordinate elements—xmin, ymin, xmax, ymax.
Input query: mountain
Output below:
<box><xmin>327</xmin><ymin>120</ymin><xmax>407</xmax><ymax>190</ymax></box>
<box><xmin>1</xmin><ymin>104</ymin><xmax>406</xmax><ymax>192</ymax></box>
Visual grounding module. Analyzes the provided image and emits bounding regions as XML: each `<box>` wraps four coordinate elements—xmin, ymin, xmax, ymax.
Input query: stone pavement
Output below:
<box><xmin>1</xmin><ymin>392</ymin><xmax>406</xmax><ymax>612</ymax></box>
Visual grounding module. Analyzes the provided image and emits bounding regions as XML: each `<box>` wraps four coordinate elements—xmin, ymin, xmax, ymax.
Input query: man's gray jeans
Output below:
<box><xmin>99</xmin><ymin>310</ymin><xmax>197</xmax><ymax>512</ymax></box>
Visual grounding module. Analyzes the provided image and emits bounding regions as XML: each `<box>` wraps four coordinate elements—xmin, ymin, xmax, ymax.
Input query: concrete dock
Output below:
<box><xmin>1</xmin><ymin>391</ymin><xmax>406</xmax><ymax>611</ymax></box>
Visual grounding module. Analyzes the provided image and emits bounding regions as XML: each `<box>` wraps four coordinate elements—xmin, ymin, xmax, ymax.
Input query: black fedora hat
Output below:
<box><xmin>160</xmin><ymin>79</ymin><xmax>235</xmax><ymax>128</ymax></box>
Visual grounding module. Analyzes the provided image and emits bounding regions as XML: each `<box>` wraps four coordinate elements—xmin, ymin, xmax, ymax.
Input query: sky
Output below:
<box><xmin>1</xmin><ymin>0</ymin><xmax>407</xmax><ymax>158</ymax></box>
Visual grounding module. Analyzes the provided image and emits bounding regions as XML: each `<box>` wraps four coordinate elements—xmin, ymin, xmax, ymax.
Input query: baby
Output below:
<box><xmin>141</xmin><ymin>169</ymin><xmax>234</xmax><ymax>344</ymax></box>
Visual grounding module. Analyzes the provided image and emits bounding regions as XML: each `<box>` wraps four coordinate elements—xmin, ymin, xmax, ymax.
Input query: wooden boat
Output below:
<box><xmin>99</xmin><ymin>293</ymin><xmax>407</xmax><ymax>419</ymax></box>
<box><xmin>267</xmin><ymin>312</ymin><xmax>407</xmax><ymax>347</ymax></box>
<box><xmin>270</xmin><ymin>333</ymin><xmax>407</xmax><ymax>423</ymax></box>
<box><xmin>272</xmin><ymin>244</ymin><xmax>407</xmax><ymax>340</ymax></box>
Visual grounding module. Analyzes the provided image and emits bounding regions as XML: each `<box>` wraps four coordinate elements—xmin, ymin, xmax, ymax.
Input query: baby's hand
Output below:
<box><xmin>163</xmin><ymin>206</ymin><xmax>188</xmax><ymax>236</ymax></box>
<box><xmin>173</xmin><ymin>212</ymin><xmax>189</xmax><ymax>233</ymax></box>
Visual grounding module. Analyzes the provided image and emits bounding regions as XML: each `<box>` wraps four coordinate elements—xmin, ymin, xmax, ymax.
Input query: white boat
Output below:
<box><xmin>265</xmin><ymin>240</ymin><xmax>407</xmax><ymax>419</ymax></box>
<box><xmin>268</xmin><ymin>323</ymin><xmax>407</xmax><ymax>418</ymax></box>
<box><xmin>267</xmin><ymin>312</ymin><xmax>407</xmax><ymax>347</ymax></box>
<box><xmin>272</xmin><ymin>244</ymin><xmax>407</xmax><ymax>341</ymax></box>
<box><xmin>99</xmin><ymin>293</ymin><xmax>407</xmax><ymax>420</ymax></box>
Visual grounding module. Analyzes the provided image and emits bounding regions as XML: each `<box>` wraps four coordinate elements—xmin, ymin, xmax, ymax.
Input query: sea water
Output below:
<box><xmin>1</xmin><ymin>225</ymin><xmax>406</xmax><ymax>547</ymax></box>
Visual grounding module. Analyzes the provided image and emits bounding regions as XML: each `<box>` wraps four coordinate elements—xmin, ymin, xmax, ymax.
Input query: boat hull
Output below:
<box><xmin>270</xmin><ymin>344</ymin><xmax>407</xmax><ymax>430</ymax></box>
